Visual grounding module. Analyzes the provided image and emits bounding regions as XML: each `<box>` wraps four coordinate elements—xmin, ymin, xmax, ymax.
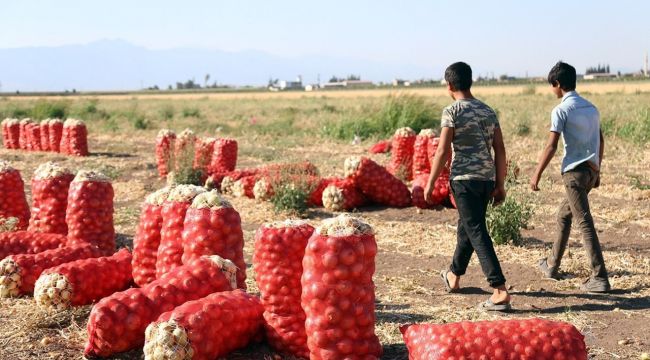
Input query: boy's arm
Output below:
<box><xmin>530</xmin><ymin>131</ymin><xmax>561</xmax><ymax>191</ymax></box>
<box><xmin>424</xmin><ymin>127</ymin><xmax>453</xmax><ymax>203</ymax></box>
<box><xmin>491</xmin><ymin>127</ymin><xmax>507</xmax><ymax>205</ymax></box>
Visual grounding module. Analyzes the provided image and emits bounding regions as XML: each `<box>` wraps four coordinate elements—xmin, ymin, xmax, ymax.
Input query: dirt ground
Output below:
<box><xmin>1</xmin><ymin>130</ymin><xmax>649</xmax><ymax>359</ymax></box>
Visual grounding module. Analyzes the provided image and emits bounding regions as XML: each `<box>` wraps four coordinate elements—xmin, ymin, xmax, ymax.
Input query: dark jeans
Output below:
<box><xmin>547</xmin><ymin>162</ymin><xmax>609</xmax><ymax>281</ymax></box>
<box><xmin>449</xmin><ymin>180</ymin><xmax>507</xmax><ymax>288</ymax></box>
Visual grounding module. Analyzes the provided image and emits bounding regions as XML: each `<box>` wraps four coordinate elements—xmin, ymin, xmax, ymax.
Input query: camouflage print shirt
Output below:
<box><xmin>441</xmin><ymin>99</ymin><xmax>499</xmax><ymax>181</ymax></box>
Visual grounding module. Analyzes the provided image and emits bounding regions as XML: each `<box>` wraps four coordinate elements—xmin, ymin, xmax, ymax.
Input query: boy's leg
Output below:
<box><xmin>450</xmin><ymin>208</ymin><xmax>474</xmax><ymax>277</ymax></box>
<box><xmin>563</xmin><ymin>169</ymin><xmax>609</xmax><ymax>282</ymax></box>
<box><xmin>454</xmin><ymin>180</ymin><xmax>506</xmax><ymax>288</ymax></box>
<box><xmin>547</xmin><ymin>198</ymin><xmax>572</xmax><ymax>271</ymax></box>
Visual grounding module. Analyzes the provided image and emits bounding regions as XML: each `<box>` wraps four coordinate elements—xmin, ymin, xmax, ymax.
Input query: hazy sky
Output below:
<box><xmin>2</xmin><ymin>0</ymin><xmax>649</xmax><ymax>77</ymax></box>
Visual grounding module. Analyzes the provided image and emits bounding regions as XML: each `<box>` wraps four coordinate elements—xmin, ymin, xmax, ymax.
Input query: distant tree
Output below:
<box><xmin>329</xmin><ymin>76</ymin><xmax>341</xmax><ymax>83</ymax></box>
<box><xmin>204</xmin><ymin>74</ymin><xmax>210</xmax><ymax>87</ymax></box>
<box><xmin>347</xmin><ymin>74</ymin><xmax>361</xmax><ymax>81</ymax></box>
<box><xmin>586</xmin><ymin>64</ymin><xmax>610</xmax><ymax>74</ymax></box>
<box><xmin>168</xmin><ymin>85</ymin><xmax>173</xmax><ymax>90</ymax></box>
<box><xmin>499</xmin><ymin>74</ymin><xmax>509</xmax><ymax>81</ymax></box>
<box><xmin>176</xmin><ymin>82</ymin><xmax>184</xmax><ymax>90</ymax></box>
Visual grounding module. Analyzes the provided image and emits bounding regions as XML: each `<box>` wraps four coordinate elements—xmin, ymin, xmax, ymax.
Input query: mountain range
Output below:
<box><xmin>0</xmin><ymin>39</ymin><xmax>435</xmax><ymax>92</ymax></box>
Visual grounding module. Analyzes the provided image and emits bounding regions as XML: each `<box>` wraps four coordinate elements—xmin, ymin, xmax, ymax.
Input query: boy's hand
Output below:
<box><xmin>424</xmin><ymin>182</ymin><xmax>434</xmax><ymax>204</ymax></box>
<box><xmin>491</xmin><ymin>186</ymin><xmax>506</xmax><ymax>205</ymax></box>
<box><xmin>529</xmin><ymin>174</ymin><xmax>541</xmax><ymax>191</ymax></box>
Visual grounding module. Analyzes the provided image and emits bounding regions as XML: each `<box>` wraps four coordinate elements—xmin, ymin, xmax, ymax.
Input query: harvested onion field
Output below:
<box><xmin>1</xmin><ymin>87</ymin><xmax>649</xmax><ymax>359</ymax></box>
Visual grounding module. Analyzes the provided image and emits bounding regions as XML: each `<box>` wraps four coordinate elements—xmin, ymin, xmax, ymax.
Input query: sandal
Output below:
<box><xmin>439</xmin><ymin>270</ymin><xmax>459</xmax><ymax>293</ymax></box>
<box><xmin>477</xmin><ymin>298</ymin><xmax>512</xmax><ymax>312</ymax></box>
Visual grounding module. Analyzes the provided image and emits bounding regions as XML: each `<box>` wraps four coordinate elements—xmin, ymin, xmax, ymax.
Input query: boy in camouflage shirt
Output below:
<box><xmin>424</xmin><ymin>62</ymin><xmax>511</xmax><ymax>311</ymax></box>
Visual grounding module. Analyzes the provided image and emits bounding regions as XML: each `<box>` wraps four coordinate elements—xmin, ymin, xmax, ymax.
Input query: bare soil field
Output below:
<box><xmin>0</xmin><ymin>88</ymin><xmax>649</xmax><ymax>359</ymax></box>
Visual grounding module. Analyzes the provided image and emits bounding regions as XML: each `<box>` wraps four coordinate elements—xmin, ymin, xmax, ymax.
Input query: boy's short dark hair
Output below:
<box><xmin>445</xmin><ymin>62</ymin><xmax>472</xmax><ymax>91</ymax></box>
<box><xmin>547</xmin><ymin>61</ymin><xmax>576</xmax><ymax>91</ymax></box>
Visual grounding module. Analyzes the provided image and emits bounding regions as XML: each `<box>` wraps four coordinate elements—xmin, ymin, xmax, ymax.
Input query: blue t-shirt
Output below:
<box><xmin>550</xmin><ymin>91</ymin><xmax>601</xmax><ymax>173</ymax></box>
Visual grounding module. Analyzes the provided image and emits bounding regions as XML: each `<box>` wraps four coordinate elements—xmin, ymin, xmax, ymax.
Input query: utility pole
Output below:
<box><xmin>644</xmin><ymin>52</ymin><xmax>648</xmax><ymax>77</ymax></box>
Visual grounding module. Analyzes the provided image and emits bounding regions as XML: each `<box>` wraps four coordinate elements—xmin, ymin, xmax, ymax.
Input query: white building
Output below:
<box><xmin>270</xmin><ymin>76</ymin><xmax>303</xmax><ymax>91</ymax></box>
<box><xmin>583</xmin><ymin>73</ymin><xmax>617</xmax><ymax>80</ymax></box>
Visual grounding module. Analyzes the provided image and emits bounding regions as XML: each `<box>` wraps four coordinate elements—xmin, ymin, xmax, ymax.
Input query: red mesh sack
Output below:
<box><xmin>155</xmin><ymin>185</ymin><xmax>206</xmax><ymax>278</ymax></box>
<box><xmin>181</xmin><ymin>190</ymin><xmax>246</xmax><ymax>289</ymax></box>
<box><xmin>387</xmin><ymin>127</ymin><xmax>416</xmax><ymax>181</ymax></box>
<box><xmin>193</xmin><ymin>136</ymin><xmax>216</xmax><ymax>172</ymax></box>
<box><xmin>400</xmin><ymin>318</ymin><xmax>588</xmax><ymax>360</ymax></box>
<box><xmin>208</xmin><ymin>138</ymin><xmax>238</xmax><ymax>175</ymax></box>
<box><xmin>61</xmin><ymin>119</ymin><xmax>89</xmax><ymax>156</ymax></box>
<box><xmin>84</xmin><ymin>255</ymin><xmax>237</xmax><ymax>357</ymax></box>
<box><xmin>449</xmin><ymin>193</ymin><xmax>457</xmax><ymax>209</ymax></box>
<box><xmin>427</xmin><ymin>137</ymin><xmax>452</xmax><ymax>169</ymax></box>
<box><xmin>65</xmin><ymin>171</ymin><xmax>115</xmax><ymax>252</ymax></box>
<box><xmin>1</xmin><ymin>119</ymin><xmax>9</xmax><ymax>149</ymax></box>
<box><xmin>322</xmin><ymin>178</ymin><xmax>367</xmax><ymax>212</ymax></box>
<box><xmin>4</xmin><ymin>119</ymin><xmax>20</xmax><ymax>149</ymax></box>
<box><xmin>412</xmin><ymin>129</ymin><xmax>436</xmax><ymax>176</ymax></box>
<box><xmin>308</xmin><ymin>177</ymin><xmax>337</xmax><ymax>207</ymax></box>
<box><xmin>39</xmin><ymin>119</ymin><xmax>51</xmax><ymax>151</ymax></box>
<box><xmin>253</xmin><ymin>177</ymin><xmax>275</xmax><ymax>201</ymax></box>
<box><xmin>0</xmin><ymin>161</ymin><xmax>30</xmax><ymax>230</ymax></box>
<box><xmin>144</xmin><ymin>289</ymin><xmax>264</xmax><ymax>360</ymax></box>
<box><xmin>254</xmin><ymin>220</ymin><xmax>314</xmax><ymax>358</ymax></box>
<box><xmin>28</xmin><ymin>162</ymin><xmax>74</xmax><ymax>234</ymax></box>
<box><xmin>232</xmin><ymin>175</ymin><xmax>258</xmax><ymax>198</ymax></box>
<box><xmin>48</xmin><ymin>119</ymin><xmax>63</xmax><ymax>152</ymax></box>
<box><xmin>344</xmin><ymin>156</ymin><xmax>411</xmax><ymax>208</ymax></box>
<box><xmin>219</xmin><ymin>169</ymin><xmax>260</xmax><ymax>194</ymax></box>
<box><xmin>26</xmin><ymin>122</ymin><xmax>42</xmax><ymax>151</ymax></box>
<box><xmin>0</xmin><ymin>230</ymin><xmax>67</xmax><ymax>260</ymax></box>
<box><xmin>302</xmin><ymin>215</ymin><xmax>382</xmax><ymax>360</ymax></box>
<box><xmin>1</xmin><ymin>119</ymin><xmax>6</xmax><ymax>147</ymax></box>
<box><xmin>411</xmin><ymin>172</ymin><xmax>450</xmax><ymax>209</ymax></box>
<box><xmin>171</xmin><ymin>128</ymin><xmax>197</xmax><ymax>177</ymax></box>
<box><xmin>34</xmin><ymin>248</ymin><xmax>133</xmax><ymax>310</ymax></box>
<box><xmin>369</xmin><ymin>139</ymin><xmax>392</xmax><ymax>154</ymax></box>
<box><xmin>18</xmin><ymin>118</ymin><xmax>31</xmax><ymax>150</ymax></box>
<box><xmin>0</xmin><ymin>243</ymin><xmax>103</xmax><ymax>298</ymax></box>
<box><xmin>205</xmin><ymin>168</ymin><xmax>256</xmax><ymax>192</ymax></box>
<box><xmin>132</xmin><ymin>187</ymin><xmax>172</xmax><ymax>287</ymax></box>
<box><xmin>155</xmin><ymin>129</ymin><xmax>176</xmax><ymax>178</ymax></box>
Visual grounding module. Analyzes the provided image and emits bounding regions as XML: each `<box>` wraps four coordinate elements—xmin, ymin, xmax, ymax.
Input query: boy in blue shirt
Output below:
<box><xmin>530</xmin><ymin>61</ymin><xmax>610</xmax><ymax>293</ymax></box>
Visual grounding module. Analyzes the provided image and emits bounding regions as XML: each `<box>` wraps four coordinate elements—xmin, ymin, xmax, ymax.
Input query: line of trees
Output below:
<box><xmin>586</xmin><ymin>64</ymin><xmax>611</xmax><ymax>74</ymax></box>
<box><xmin>144</xmin><ymin>74</ymin><xmax>233</xmax><ymax>91</ymax></box>
<box><xmin>328</xmin><ymin>74</ymin><xmax>361</xmax><ymax>83</ymax></box>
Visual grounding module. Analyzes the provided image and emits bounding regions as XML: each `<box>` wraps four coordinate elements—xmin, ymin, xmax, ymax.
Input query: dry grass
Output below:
<box><xmin>4</xmin><ymin>81</ymin><xmax>650</xmax><ymax>102</ymax></box>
